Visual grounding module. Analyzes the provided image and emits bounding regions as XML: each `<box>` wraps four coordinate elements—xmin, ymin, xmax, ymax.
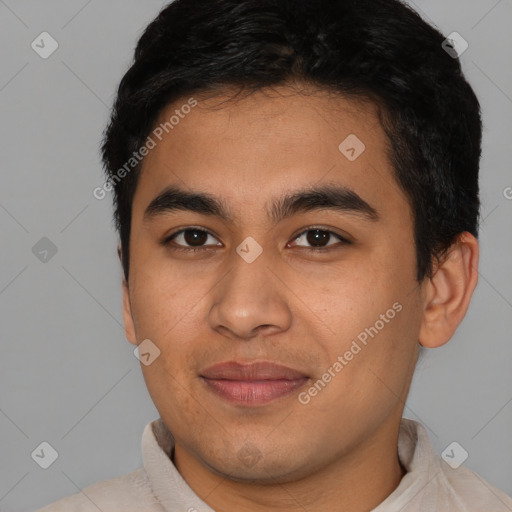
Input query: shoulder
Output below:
<box><xmin>438</xmin><ymin>462</ymin><xmax>512</xmax><ymax>511</ymax></box>
<box><xmin>396</xmin><ymin>419</ymin><xmax>512</xmax><ymax>511</ymax></box>
<box><xmin>37</xmin><ymin>467</ymin><xmax>163</xmax><ymax>512</ymax></box>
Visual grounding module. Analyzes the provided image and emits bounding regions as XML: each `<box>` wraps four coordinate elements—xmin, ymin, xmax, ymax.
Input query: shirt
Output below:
<box><xmin>38</xmin><ymin>417</ymin><xmax>512</xmax><ymax>511</ymax></box>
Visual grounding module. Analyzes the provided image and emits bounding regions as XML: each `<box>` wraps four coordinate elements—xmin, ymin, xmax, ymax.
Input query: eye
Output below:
<box><xmin>163</xmin><ymin>226</ymin><xmax>351</xmax><ymax>254</ymax></box>
<box><xmin>164</xmin><ymin>228</ymin><xmax>222</xmax><ymax>252</ymax></box>
<box><xmin>289</xmin><ymin>228</ymin><xmax>351</xmax><ymax>251</ymax></box>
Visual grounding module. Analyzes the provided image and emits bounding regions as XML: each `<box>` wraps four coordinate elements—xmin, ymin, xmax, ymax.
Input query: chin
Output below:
<box><xmin>204</xmin><ymin>451</ymin><xmax>313</xmax><ymax>485</ymax></box>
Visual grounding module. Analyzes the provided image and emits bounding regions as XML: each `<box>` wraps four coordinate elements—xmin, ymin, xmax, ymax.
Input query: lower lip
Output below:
<box><xmin>201</xmin><ymin>377</ymin><xmax>309</xmax><ymax>405</ymax></box>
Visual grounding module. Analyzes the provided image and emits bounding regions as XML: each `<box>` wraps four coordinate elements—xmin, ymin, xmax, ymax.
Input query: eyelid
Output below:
<box><xmin>288</xmin><ymin>226</ymin><xmax>352</xmax><ymax>249</ymax></box>
<box><xmin>163</xmin><ymin>226</ymin><xmax>222</xmax><ymax>249</ymax></box>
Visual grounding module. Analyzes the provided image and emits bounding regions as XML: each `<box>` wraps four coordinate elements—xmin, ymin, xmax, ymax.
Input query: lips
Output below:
<box><xmin>200</xmin><ymin>361</ymin><xmax>309</xmax><ymax>405</ymax></box>
<box><xmin>200</xmin><ymin>361</ymin><xmax>308</xmax><ymax>381</ymax></box>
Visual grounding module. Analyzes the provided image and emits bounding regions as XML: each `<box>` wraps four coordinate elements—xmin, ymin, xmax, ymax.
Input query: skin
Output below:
<box><xmin>121</xmin><ymin>85</ymin><xmax>479</xmax><ymax>512</ymax></box>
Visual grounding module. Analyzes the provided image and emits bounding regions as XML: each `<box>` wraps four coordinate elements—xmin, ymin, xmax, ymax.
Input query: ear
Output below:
<box><xmin>418</xmin><ymin>232</ymin><xmax>479</xmax><ymax>348</ymax></box>
<box><xmin>118</xmin><ymin>243</ymin><xmax>137</xmax><ymax>346</ymax></box>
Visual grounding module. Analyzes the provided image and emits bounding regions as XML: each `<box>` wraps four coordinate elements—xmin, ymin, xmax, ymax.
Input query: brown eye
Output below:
<box><xmin>182</xmin><ymin>229</ymin><xmax>209</xmax><ymax>246</ymax></box>
<box><xmin>165</xmin><ymin>228</ymin><xmax>222</xmax><ymax>250</ymax></box>
<box><xmin>306</xmin><ymin>229</ymin><xmax>330</xmax><ymax>247</ymax></box>
<box><xmin>291</xmin><ymin>228</ymin><xmax>350</xmax><ymax>250</ymax></box>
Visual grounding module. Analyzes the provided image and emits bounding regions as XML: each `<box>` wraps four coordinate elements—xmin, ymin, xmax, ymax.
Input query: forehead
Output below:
<box><xmin>133</xmin><ymin>86</ymin><xmax>409</xmax><ymax>224</ymax></box>
<box><xmin>146</xmin><ymin>86</ymin><xmax>384</xmax><ymax>164</ymax></box>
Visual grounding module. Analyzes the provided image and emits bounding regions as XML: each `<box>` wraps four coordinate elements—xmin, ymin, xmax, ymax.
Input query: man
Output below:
<box><xmin>39</xmin><ymin>0</ymin><xmax>512</xmax><ymax>510</ymax></box>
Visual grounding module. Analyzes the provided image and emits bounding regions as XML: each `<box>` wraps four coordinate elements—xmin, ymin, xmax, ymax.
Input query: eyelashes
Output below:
<box><xmin>162</xmin><ymin>226</ymin><xmax>352</xmax><ymax>254</ymax></box>
<box><xmin>164</xmin><ymin>228</ymin><xmax>221</xmax><ymax>253</ymax></box>
<box><xmin>292</xmin><ymin>228</ymin><xmax>351</xmax><ymax>250</ymax></box>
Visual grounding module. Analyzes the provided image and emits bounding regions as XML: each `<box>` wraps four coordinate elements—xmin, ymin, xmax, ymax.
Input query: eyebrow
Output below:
<box><xmin>143</xmin><ymin>184</ymin><xmax>379</xmax><ymax>225</ymax></box>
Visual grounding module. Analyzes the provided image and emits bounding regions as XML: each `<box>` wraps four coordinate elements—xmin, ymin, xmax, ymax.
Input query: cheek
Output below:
<box><xmin>300</xmin><ymin>265</ymin><xmax>404</xmax><ymax>340</ymax></box>
<box><xmin>128</xmin><ymin>254</ymin><xmax>209</xmax><ymax>338</ymax></box>
<box><xmin>304</xmin><ymin>302</ymin><xmax>419</xmax><ymax>430</ymax></box>
<box><xmin>140</xmin><ymin>353</ymin><xmax>206</xmax><ymax>439</ymax></box>
<box><xmin>307</xmin><ymin>257</ymin><xmax>419</xmax><ymax>387</ymax></box>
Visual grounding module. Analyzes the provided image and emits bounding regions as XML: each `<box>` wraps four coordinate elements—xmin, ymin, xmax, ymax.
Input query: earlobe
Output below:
<box><xmin>119</xmin><ymin>243</ymin><xmax>137</xmax><ymax>346</ymax></box>
<box><xmin>418</xmin><ymin>232</ymin><xmax>479</xmax><ymax>348</ymax></box>
<box><xmin>122</xmin><ymin>278</ymin><xmax>138</xmax><ymax>346</ymax></box>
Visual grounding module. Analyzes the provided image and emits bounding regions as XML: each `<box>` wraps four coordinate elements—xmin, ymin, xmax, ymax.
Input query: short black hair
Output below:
<box><xmin>101</xmin><ymin>0</ymin><xmax>482</xmax><ymax>283</ymax></box>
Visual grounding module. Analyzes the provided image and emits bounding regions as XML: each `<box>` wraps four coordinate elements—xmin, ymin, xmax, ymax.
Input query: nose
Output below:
<box><xmin>208</xmin><ymin>248</ymin><xmax>293</xmax><ymax>340</ymax></box>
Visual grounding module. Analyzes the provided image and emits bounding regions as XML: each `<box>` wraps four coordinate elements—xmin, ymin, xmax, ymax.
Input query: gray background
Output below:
<box><xmin>0</xmin><ymin>1</ymin><xmax>511</xmax><ymax>510</ymax></box>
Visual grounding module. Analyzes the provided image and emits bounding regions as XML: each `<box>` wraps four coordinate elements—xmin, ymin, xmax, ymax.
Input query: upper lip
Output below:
<box><xmin>200</xmin><ymin>361</ymin><xmax>308</xmax><ymax>381</ymax></box>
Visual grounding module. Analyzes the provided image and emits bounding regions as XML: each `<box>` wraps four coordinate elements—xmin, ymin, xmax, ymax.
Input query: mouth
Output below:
<box><xmin>199</xmin><ymin>361</ymin><xmax>310</xmax><ymax>406</ymax></box>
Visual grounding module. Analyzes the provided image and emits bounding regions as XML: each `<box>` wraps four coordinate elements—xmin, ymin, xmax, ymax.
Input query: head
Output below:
<box><xmin>101</xmin><ymin>0</ymin><xmax>480</xmax><ymax>487</ymax></box>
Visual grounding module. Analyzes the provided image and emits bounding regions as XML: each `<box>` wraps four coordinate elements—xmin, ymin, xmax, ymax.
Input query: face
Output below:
<box><xmin>123</xmin><ymin>86</ymin><xmax>423</xmax><ymax>483</ymax></box>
